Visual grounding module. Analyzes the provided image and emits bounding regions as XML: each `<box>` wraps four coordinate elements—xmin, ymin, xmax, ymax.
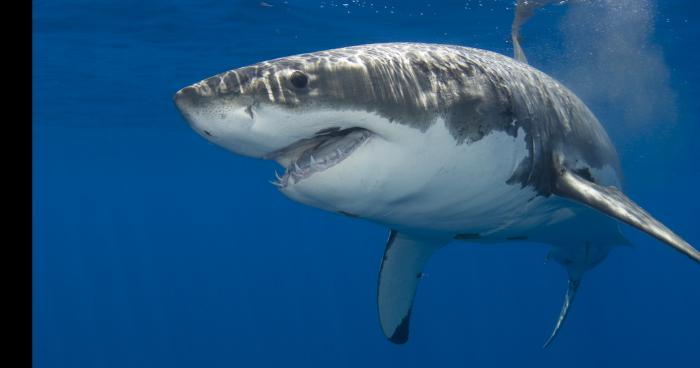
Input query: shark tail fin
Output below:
<box><xmin>544</xmin><ymin>240</ymin><xmax>610</xmax><ymax>348</ymax></box>
<box><xmin>543</xmin><ymin>277</ymin><xmax>581</xmax><ymax>348</ymax></box>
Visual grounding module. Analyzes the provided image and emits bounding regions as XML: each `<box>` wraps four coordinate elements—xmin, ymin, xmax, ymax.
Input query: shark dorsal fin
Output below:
<box><xmin>512</xmin><ymin>1</ymin><xmax>563</xmax><ymax>64</ymax></box>
<box><xmin>511</xmin><ymin>0</ymin><xmax>546</xmax><ymax>64</ymax></box>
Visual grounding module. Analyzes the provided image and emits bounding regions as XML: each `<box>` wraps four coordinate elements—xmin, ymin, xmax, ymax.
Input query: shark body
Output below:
<box><xmin>174</xmin><ymin>42</ymin><xmax>698</xmax><ymax>346</ymax></box>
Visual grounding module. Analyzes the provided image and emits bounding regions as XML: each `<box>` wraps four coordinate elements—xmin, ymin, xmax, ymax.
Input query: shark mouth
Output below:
<box><xmin>267</xmin><ymin>127</ymin><xmax>372</xmax><ymax>188</ymax></box>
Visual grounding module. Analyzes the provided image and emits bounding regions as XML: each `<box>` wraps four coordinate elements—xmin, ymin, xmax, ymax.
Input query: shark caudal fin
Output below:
<box><xmin>543</xmin><ymin>238</ymin><xmax>612</xmax><ymax>347</ymax></box>
<box><xmin>376</xmin><ymin>231</ymin><xmax>447</xmax><ymax>344</ymax></box>
<box><xmin>553</xmin><ymin>164</ymin><xmax>700</xmax><ymax>264</ymax></box>
<box><xmin>543</xmin><ymin>277</ymin><xmax>580</xmax><ymax>348</ymax></box>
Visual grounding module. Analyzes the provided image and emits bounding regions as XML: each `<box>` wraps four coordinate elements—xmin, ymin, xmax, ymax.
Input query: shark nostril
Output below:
<box><xmin>245</xmin><ymin>105</ymin><xmax>254</xmax><ymax>120</ymax></box>
<box><xmin>203</xmin><ymin>130</ymin><xmax>212</xmax><ymax>137</ymax></box>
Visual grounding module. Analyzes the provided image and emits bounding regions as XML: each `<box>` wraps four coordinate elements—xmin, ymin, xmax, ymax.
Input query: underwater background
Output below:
<box><xmin>33</xmin><ymin>1</ymin><xmax>699</xmax><ymax>367</ymax></box>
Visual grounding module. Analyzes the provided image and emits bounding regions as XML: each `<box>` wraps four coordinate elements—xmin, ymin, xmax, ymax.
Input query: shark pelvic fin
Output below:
<box><xmin>543</xmin><ymin>277</ymin><xmax>581</xmax><ymax>348</ymax></box>
<box><xmin>553</xmin><ymin>162</ymin><xmax>700</xmax><ymax>264</ymax></box>
<box><xmin>377</xmin><ymin>231</ymin><xmax>447</xmax><ymax>344</ymax></box>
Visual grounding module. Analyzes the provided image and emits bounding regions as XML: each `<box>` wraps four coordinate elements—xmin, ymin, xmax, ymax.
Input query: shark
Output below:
<box><xmin>173</xmin><ymin>14</ymin><xmax>698</xmax><ymax>347</ymax></box>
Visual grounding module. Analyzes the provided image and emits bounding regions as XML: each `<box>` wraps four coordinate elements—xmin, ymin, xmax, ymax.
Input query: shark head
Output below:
<box><xmin>173</xmin><ymin>44</ymin><xmax>463</xmax><ymax>218</ymax></box>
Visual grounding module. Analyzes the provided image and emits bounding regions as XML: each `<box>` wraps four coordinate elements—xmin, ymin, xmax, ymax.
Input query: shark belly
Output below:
<box><xmin>281</xmin><ymin>114</ymin><xmax>570</xmax><ymax>238</ymax></box>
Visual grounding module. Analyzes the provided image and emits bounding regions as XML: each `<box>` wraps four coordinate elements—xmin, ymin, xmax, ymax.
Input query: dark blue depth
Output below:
<box><xmin>33</xmin><ymin>1</ymin><xmax>699</xmax><ymax>367</ymax></box>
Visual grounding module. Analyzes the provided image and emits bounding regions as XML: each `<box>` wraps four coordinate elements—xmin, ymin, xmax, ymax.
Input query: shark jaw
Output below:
<box><xmin>265</xmin><ymin>127</ymin><xmax>373</xmax><ymax>188</ymax></box>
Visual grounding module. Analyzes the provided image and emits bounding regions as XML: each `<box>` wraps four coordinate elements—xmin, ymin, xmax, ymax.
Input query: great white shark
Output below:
<box><xmin>173</xmin><ymin>13</ymin><xmax>699</xmax><ymax>347</ymax></box>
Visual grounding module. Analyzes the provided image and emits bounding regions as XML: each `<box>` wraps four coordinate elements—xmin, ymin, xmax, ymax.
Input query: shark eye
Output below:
<box><xmin>290</xmin><ymin>71</ymin><xmax>308</xmax><ymax>89</ymax></box>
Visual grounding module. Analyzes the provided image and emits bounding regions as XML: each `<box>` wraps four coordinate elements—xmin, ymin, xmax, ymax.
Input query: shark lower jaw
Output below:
<box><xmin>266</xmin><ymin>127</ymin><xmax>373</xmax><ymax>188</ymax></box>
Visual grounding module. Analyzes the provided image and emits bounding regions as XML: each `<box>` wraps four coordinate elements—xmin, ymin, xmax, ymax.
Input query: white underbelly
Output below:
<box><xmin>373</xmin><ymin>123</ymin><xmax>544</xmax><ymax>231</ymax></box>
<box><xmin>283</xmin><ymin>117</ymin><xmax>572</xmax><ymax>236</ymax></box>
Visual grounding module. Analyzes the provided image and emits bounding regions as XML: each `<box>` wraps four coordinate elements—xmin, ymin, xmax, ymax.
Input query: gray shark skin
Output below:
<box><xmin>174</xmin><ymin>42</ymin><xmax>699</xmax><ymax>347</ymax></box>
<box><xmin>175</xmin><ymin>43</ymin><xmax>618</xmax><ymax>196</ymax></box>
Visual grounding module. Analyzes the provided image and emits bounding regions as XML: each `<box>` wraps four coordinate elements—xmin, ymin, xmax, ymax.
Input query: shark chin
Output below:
<box><xmin>265</xmin><ymin>127</ymin><xmax>373</xmax><ymax>188</ymax></box>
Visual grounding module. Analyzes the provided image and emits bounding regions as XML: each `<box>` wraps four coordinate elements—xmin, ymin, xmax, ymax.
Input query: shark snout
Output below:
<box><xmin>173</xmin><ymin>86</ymin><xmax>199</xmax><ymax>106</ymax></box>
<box><xmin>173</xmin><ymin>80</ymin><xmax>244</xmax><ymax>135</ymax></box>
<box><xmin>173</xmin><ymin>81</ymin><xmax>281</xmax><ymax>158</ymax></box>
<box><xmin>173</xmin><ymin>85</ymin><xmax>208</xmax><ymax>136</ymax></box>
<box><xmin>174</xmin><ymin>70</ymin><xmax>251</xmax><ymax>108</ymax></box>
<box><xmin>173</xmin><ymin>83</ymin><xmax>217</xmax><ymax>114</ymax></box>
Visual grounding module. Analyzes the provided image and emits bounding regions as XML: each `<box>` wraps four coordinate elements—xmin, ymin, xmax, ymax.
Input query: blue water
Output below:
<box><xmin>33</xmin><ymin>1</ymin><xmax>699</xmax><ymax>367</ymax></box>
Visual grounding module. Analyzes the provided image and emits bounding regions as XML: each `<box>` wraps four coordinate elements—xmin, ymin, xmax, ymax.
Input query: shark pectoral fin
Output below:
<box><xmin>377</xmin><ymin>231</ymin><xmax>446</xmax><ymax>344</ymax></box>
<box><xmin>554</xmin><ymin>166</ymin><xmax>700</xmax><ymax>264</ymax></box>
<box><xmin>543</xmin><ymin>277</ymin><xmax>581</xmax><ymax>348</ymax></box>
